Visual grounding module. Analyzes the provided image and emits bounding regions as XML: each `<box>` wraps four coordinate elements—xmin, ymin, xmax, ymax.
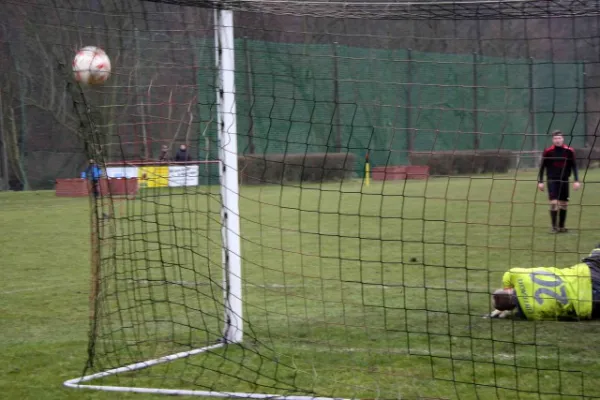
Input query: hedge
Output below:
<box><xmin>574</xmin><ymin>147</ymin><xmax>600</xmax><ymax>169</ymax></box>
<box><xmin>238</xmin><ymin>152</ymin><xmax>356</xmax><ymax>184</ymax></box>
<box><xmin>409</xmin><ymin>150</ymin><xmax>515</xmax><ymax>176</ymax></box>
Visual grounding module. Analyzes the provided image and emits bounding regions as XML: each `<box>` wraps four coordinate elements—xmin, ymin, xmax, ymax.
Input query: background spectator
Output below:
<box><xmin>175</xmin><ymin>144</ymin><xmax>191</xmax><ymax>162</ymax></box>
<box><xmin>158</xmin><ymin>145</ymin><xmax>170</xmax><ymax>162</ymax></box>
<box><xmin>81</xmin><ymin>159</ymin><xmax>102</xmax><ymax>198</ymax></box>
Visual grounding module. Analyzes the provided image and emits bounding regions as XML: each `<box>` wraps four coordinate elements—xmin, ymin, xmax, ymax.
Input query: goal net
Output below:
<box><xmin>7</xmin><ymin>0</ymin><xmax>600</xmax><ymax>398</ymax></box>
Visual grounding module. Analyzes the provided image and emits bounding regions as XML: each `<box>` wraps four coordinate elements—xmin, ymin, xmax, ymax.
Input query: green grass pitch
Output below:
<box><xmin>2</xmin><ymin>170</ymin><xmax>600</xmax><ymax>400</ymax></box>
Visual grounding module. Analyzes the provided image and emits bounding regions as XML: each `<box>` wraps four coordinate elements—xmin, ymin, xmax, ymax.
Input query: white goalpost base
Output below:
<box><xmin>63</xmin><ymin>343</ymin><xmax>349</xmax><ymax>399</ymax></box>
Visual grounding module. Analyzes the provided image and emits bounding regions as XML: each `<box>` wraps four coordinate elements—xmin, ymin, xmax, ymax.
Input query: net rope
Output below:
<box><xmin>146</xmin><ymin>0</ymin><xmax>600</xmax><ymax>19</ymax></box>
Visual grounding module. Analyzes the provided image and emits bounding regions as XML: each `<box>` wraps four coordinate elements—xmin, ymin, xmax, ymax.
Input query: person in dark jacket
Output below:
<box><xmin>175</xmin><ymin>144</ymin><xmax>191</xmax><ymax>162</ymax></box>
<box><xmin>81</xmin><ymin>159</ymin><xmax>102</xmax><ymax>198</ymax></box>
<box><xmin>488</xmin><ymin>246</ymin><xmax>600</xmax><ymax>321</ymax></box>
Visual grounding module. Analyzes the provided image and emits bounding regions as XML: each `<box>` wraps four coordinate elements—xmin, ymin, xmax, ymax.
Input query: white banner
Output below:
<box><xmin>104</xmin><ymin>165</ymin><xmax>200</xmax><ymax>187</ymax></box>
<box><xmin>168</xmin><ymin>165</ymin><xmax>199</xmax><ymax>187</ymax></box>
<box><xmin>106</xmin><ymin>166</ymin><xmax>138</xmax><ymax>179</ymax></box>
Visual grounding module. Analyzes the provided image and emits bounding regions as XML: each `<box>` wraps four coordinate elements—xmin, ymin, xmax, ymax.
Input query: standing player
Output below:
<box><xmin>537</xmin><ymin>131</ymin><xmax>580</xmax><ymax>233</ymax></box>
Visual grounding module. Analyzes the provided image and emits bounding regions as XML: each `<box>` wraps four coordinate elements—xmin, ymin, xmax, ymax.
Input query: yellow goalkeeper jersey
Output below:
<box><xmin>502</xmin><ymin>263</ymin><xmax>593</xmax><ymax>320</ymax></box>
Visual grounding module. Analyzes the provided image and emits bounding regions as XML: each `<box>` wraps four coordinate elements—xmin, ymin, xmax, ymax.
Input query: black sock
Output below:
<box><xmin>559</xmin><ymin>209</ymin><xmax>567</xmax><ymax>228</ymax></box>
<box><xmin>550</xmin><ymin>210</ymin><xmax>558</xmax><ymax>228</ymax></box>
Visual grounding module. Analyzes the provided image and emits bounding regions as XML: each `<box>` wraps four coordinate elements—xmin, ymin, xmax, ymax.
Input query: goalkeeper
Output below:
<box><xmin>489</xmin><ymin>245</ymin><xmax>600</xmax><ymax>320</ymax></box>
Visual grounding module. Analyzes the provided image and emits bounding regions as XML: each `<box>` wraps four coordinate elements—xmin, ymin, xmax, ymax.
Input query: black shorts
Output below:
<box><xmin>548</xmin><ymin>180</ymin><xmax>569</xmax><ymax>201</ymax></box>
<box><xmin>91</xmin><ymin>180</ymin><xmax>99</xmax><ymax>197</ymax></box>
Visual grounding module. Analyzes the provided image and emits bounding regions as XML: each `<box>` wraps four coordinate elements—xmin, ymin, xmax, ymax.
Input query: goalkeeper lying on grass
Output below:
<box><xmin>488</xmin><ymin>245</ymin><xmax>600</xmax><ymax>320</ymax></box>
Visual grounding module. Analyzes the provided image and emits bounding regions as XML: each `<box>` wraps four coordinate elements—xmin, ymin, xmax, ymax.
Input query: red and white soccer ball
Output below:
<box><xmin>73</xmin><ymin>46</ymin><xmax>111</xmax><ymax>85</ymax></box>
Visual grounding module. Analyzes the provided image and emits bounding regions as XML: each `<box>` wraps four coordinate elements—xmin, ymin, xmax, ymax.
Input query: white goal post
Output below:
<box><xmin>214</xmin><ymin>7</ymin><xmax>244</xmax><ymax>346</ymax></box>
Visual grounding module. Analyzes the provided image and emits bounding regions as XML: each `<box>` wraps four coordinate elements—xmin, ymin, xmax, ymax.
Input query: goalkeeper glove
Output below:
<box><xmin>484</xmin><ymin>309</ymin><xmax>512</xmax><ymax>319</ymax></box>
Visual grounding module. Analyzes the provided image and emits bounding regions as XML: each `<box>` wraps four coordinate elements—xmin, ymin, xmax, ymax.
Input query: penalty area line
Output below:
<box><xmin>1</xmin><ymin>282</ymin><xmax>84</xmax><ymax>295</ymax></box>
<box><xmin>281</xmin><ymin>343</ymin><xmax>589</xmax><ymax>363</ymax></box>
<box><xmin>126</xmin><ymin>279</ymin><xmax>491</xmax><ymax>292</ymax></box>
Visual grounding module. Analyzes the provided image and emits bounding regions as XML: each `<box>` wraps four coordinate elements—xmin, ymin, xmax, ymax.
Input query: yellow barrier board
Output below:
<box><xmin>138</xmin><ymin>166</ymin><xmax>169</xmax><ymax>188</ymax></box>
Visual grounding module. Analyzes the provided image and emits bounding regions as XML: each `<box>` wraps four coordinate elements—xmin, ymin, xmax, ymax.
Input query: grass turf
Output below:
<box><xmin>1</xmin><ymin>170</ymin><xmax>600</xmax><ymax>400</ymax></box>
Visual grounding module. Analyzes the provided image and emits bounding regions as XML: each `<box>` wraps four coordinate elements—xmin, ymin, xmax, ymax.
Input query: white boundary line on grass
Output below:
<box><xmin>1</xmin><ymin>282</ymin><xmax>83</xmax><ymax>295</ymax></box>
<box><xmin>2</xmin><ymin>279</ymin><xmax>494</xmax><ymax>296</ymax></box>
<box><xmin>1</xmin><ymin>279</ymin><xmax>497</xmax><ymax>295</ymax></box>
<box><xmin>287</xmin><ymin>343</ymin><xmax>570</xmax><ymax>362</ymax></box>
<box><xmin>127</xmin><ymin>279</ymin><xmax>490</xmax><ymax>292</ymax></box>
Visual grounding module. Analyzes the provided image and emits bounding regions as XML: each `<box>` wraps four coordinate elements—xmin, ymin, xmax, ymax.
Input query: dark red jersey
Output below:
<box><xmin>538</xmin><ymin>145</ymin><xmax>579</xmax><ymax>182</ymax></box>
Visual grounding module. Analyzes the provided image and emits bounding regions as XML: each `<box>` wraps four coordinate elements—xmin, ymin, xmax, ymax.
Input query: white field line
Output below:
<box><xmin>242</xmin><ymin>342</ymin><xmax>597</xmax><ymax>363</ymax></box>
<box><xmin>126</xmin><ymin>279</ymin><xmax>491</xmax><ymax>292</ymax></box>
<box><xmin>1</xmin><ymin>282</ymin><xmax>85</xmax><ymax>295</ymax></box>
<box><xmin>83</xmin><ymin>339</ymin><xmax>594</xmax><ymax>364</ymax></box>
<box><xmin>297</xmin><ymin>345</ymin><xmax>550</xmax><ymax>361</ymax></box>
<box><xmin>2</xmin><ymin>279</ymin><xmax>490</xmax><ymax>296</ymax></box>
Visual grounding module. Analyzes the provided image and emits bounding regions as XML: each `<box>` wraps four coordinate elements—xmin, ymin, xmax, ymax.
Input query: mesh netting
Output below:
<box><xmin>3</xmin><ymin>0</ymin><xmax>600</xmax><ymax>399</ymax></box>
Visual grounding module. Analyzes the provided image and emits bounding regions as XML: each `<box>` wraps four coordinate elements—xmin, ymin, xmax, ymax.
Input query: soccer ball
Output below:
<box><xmin>73</xmin><ymin>46</ymin><xmax>111</xmax><ymax>85</ymax></box>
